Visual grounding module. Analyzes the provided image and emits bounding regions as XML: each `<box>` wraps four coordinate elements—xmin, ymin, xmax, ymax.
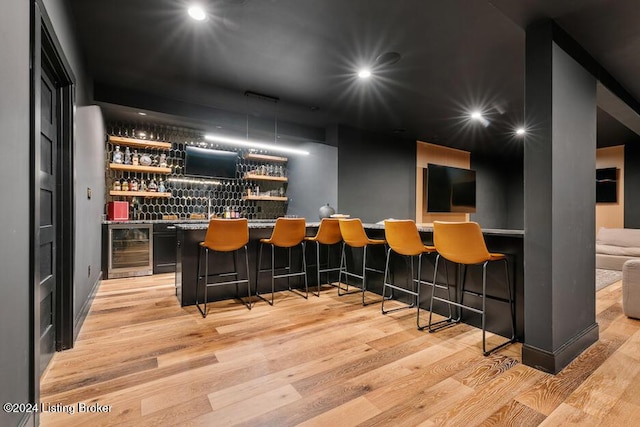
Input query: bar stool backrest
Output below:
<box><xmin>314</xmin><ymin>218</ymin><xmax>342</xmax><ymax>245</ymax></box>
<box><xmin>339</xmin><ymin>218</ymin><xmax>369</xmax><ymax>248</ymax></box>
<box><xmin>433</xmin><ymin>221</ymin><xmax>490</xmax><ymax>264</ymax></box>
<box><xmin>203</xmin><ymin>218</ymin><xmax>249</xmax><ymax>252</ymax></box>
<box><xmin>269</xmin><ymin>217</ymin><xmax>307</xmax><ymax>247</ymax></box>
<box><xmin>384</xmin><ymin>219</ymin><xmax>424</xmax><ymax>256</ymax></box>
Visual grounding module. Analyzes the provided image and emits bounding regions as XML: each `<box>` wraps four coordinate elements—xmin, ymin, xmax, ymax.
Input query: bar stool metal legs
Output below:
<box><xmin>428</xmin><ymin>255</ymin><xmax>515</xmax><ymax>355</ymax></box>
<box><xmin>196</xmin><ymin>244</ymin><xmax>251</xmax><ymax>317</ymax></box>
<box><xmin>338</xmin><ymin>243</ymin><xmax>385</xmax><ymax>306</ymax></box>
<box><xmin>311</xmin><ymin>240</ymin><xmax>341</xmax><ymax>297</ymax></box>
<box><xmin>255</xmin><ymin>242</ymin><xmax>309</xmax><ymax>305</ymax></box>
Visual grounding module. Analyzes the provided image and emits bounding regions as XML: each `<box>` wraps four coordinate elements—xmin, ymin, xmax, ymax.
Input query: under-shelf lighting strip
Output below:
<box><xmin>203</xmin><ymin>134</ymin><xmax>309</xmax><ymax>155</ymax></box>
<box><xmin>167</xmin><ymin>177</ymin><xmax>222</xmax><ymax>186</ymax></box>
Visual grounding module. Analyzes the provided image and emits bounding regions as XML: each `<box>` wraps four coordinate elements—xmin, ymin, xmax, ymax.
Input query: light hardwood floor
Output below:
<box><xmin>40</xmin><ymin>275</ymin><xmax>640</xmax><ymax>426</ymax></box>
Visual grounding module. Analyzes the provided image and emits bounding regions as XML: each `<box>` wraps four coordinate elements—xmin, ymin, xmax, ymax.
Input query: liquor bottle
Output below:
<box><xmin>124</xmin><ymin>147</ymin><xmax>131</xmax><ymax>165</ymax></box>
<box><xmin>132</xmin><ymin>150</ymin><xmax>139</xmax><ymax>166</ymax></box>
<box><xmin>112</xmin><ymin>146</ymin><xmax>123</xmax><ymax>164</ymax></box>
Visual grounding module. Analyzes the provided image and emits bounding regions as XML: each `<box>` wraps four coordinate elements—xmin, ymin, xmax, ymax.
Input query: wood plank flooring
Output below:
<box><xmin>39</xmin><ymin>275</ymin><xmax>640</xmax><ymax>426</ymax></box>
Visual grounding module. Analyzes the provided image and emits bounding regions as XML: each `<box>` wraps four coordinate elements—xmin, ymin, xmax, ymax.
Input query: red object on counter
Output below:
<box><xmin>108</xmin><ymin>201</ymin><xmax>129</xmax><ymax>221</ymax></box>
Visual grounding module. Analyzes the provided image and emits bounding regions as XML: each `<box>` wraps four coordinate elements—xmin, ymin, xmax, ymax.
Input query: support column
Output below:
<box><xmin>523</xmin><ymin>21</ymin><xmax>598</xmax><ymax>373</ymax></box>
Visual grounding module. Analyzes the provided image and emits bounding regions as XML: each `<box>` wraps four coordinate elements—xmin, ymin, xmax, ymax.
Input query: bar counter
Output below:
<box><xmin>172</xmin><ymin>220</ymin><xmax>524</xmax><ymax>340</ymax></box>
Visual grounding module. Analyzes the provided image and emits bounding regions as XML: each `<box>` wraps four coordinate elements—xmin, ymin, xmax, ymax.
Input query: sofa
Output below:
<box><xmin>596</xmin><ymin>227</ymin><xmax>640</xmax><ymax>271</ymax></box>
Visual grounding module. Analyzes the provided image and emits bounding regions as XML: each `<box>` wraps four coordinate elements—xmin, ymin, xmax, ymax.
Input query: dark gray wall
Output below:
<box><xmin>41</xmin><ymin>0</ymin><xmax>97</xmax><ymax>342</ymax></box>
<box><xmin>471</xmin><ymin>153</ymin><xmax>524</xmax><ymax>230</ymax></box>
<box><xmin>337</xmin><ymin>125</ymin><xmax>415</xmax><ymax>222</ymax></box>
<box><xmin>524</xmin><ymin>22</ymin><xmax>597</xmax><ymax>372</ymax></box>
<box><xmin>625</xmin><ymin>142</ymin><xmax>640</xmax><ymax>228</ymax></box>
<box><xmin>42</xmin><ymin>0</ymin><xmax>92</xmax><ymax>105</ymax></box>
<box><xmin>74</xmin><ymin>106</ymin><xmax>105</xmax><ymax>332</ymax></box>
<box><xmin>287</xmin><ymin>142</ymin><xmax>338</xmax><ymax>220</ymax></box>
<box><xmin>0</xmin><ymin>1</ymin><xmax>31</xmax><ymax>425</ymax></box>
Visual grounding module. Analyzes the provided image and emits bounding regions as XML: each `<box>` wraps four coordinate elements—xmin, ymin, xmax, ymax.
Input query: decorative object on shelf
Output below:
<box><xmin>124</xmin><ymin>146</ymin><xmax>132</xmax><ymax>165</ymax></box>
<box><xmin>113</xmin><ymin>180</ymin><xmax>121</xmax><ymax>191</ymax></box>
<box><xmin>278</xmin><ymin>186</ymin><xmax>285</xmax><ymax>197</ymax></box>
<box><xmin>319</xmin><ymin>203</ymin><xmax>335</xmax><ymax>219</ymax></box>
<box><xmin>121</xmin><ymin>179</ymin><xmax>129</xmax><ymax>191</ymax></box>
<box><xmin>139</xmin><ymin>179</ymin><xmax>147</xmax><ymax>192</ymax></box>
<box><xmin>148</xmin><ymin>179</ymin><xmax>158</xmax><ymax>192</ymax></box>
<box><xmin>159</xmin><ymin>153</ymin><xmax>167</xmax><ymax>168</ymax></box>
<box><xmin>132</xmin><ymin>149</ymin><xmax>139</xmax><ymax>166</ymax></box>
<box><xmin>112</xmin><ymin>145</ymin><xmax>123</xmax><ymax>164</ymax></box>
<box><xmin>140</xmin><ymin>153</ymin><xmax>152</xmax><ymax>166</ymax></box>
<box><xmin>158</xmin><ymin>179</ymin><xmax>166</xmax><ymax>193</ymax></box>
<box><xmin>130</xmin><ymin>178</ymin><xmax>138</xmax><ymax>192</ymax></box>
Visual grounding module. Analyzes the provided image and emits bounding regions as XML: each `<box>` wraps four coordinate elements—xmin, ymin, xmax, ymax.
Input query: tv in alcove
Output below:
<box><xmin>596</xmin><ymin>167</ymin><xmax>617</xmax><ymax>203</ymax></box>
<box><xmin>425</xmin><ymin>163</ymin><xmax>476</xmax><ymax>213</ymax></box>
<box><xmin>185</xmin><ymin>146</ymin><xmax>238</xmax><ymax>179</ymax></box>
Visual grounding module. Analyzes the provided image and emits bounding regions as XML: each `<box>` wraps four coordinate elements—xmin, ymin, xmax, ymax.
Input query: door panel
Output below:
<box><xmin>39</xmin><ymin>65</ymin><xmax>57</xmax><ymax>375</ymax></box>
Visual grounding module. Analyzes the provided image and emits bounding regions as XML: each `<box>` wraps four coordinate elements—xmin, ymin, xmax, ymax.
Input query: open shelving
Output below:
<box><xmin>107</xmin><ymin>135</ymin><xmax>172</xmax><ymax>150</ymax></box>
<box><xmin>243</xmin><ymin>173</ymin><xmax>288</xmax><ymax>182</ymax></box>
<box><xmin>243</xmin><ymin>153</ymin><xmax>288</xmax><ymax>163</ymax></box>
<box><xmin>109</xmin><ymin>191</ymin><xmax>171</xmax><ymax>198</ymax></box>
<box><xmin>109</xmin><ymin>163</ymin><xmax>172</xmax><ymax>174</ymax></box>
<box><xmin>243</xmin><ymin>195</ymin><xmax>288</xmax><ymax>202</ymax></box>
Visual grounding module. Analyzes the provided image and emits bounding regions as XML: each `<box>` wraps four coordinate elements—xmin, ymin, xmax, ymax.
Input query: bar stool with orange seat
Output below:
<box><xmin>338</xmin><ymin>218</ymin><xmax>386</xmax><ymax>305</ymax></box>
<box><xmin>382</xmin><ymin>219</ymin><xmax>447</xmax><ymax>329</ymax></box>
<box><xmin>304</xmin><ymin>218</ymin><xmax>342</xmax><ymax>296</ymax></box>
<box><xmin>428</xmin><ymin>221</ymin><xmax>516</xmax><ymax>355</ymax></box>
<box><xmin>255</xmin><ymin>217</ymin><xmax>309</xmax><ymax>305</ymax></box>
<box><xmin>196</xmin><ymin>218</ymin><xmax>251</xmax><ymax>317</ymax></box>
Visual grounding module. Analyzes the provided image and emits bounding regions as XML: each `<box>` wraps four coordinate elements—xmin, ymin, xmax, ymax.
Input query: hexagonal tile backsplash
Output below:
<box><xmin>105</xmin><ymin>122</ymin><xmax>288</xmax><ymax>220</ymax></box>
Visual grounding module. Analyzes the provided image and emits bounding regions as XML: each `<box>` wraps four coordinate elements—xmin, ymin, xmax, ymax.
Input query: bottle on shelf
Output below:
<box><xmin>124</xmin><ymin>147</ymin><xmax>131</xmax><ymax>165</ymax></box>
<box><xmin>158</xmin><ymin>179</ymin><xmax>166</xmax><ymax>193</ymax></box>
<box><xmin>121</xmin><ymin>179</ymin><xmax>129</xmax><ymax>191</ymax></box>
<box><xmin>159</xmin><ymin>153</ymin><xmax>167</xmax><ymax>168</ymax></box>
<box><xmin>113</xmin><ymin>180</ymin><xmax>121</xmax><ymax>191</ymax></box>
<box><xmin>112</xmin><ymin>146</ymin><xmax>123</xmax><ymax>164</ymax></box>
<box><xmin>139</xmin><ymin>179</ymin><xmax>147</xmax><ymax>192</ymax></box>
<box><xmin>148</xmin><ymin>179</ymin><xmax>158</xmax><ymax>192</ymax></box>
<box><xmin>132</xmin><ymin>149</ymin><xmax>139</xmax><ymax>166</ymax></box>
<box><xmin>130</xmin><ymin>178</ymin><xmax>138</xmax><ymax>192</ymax></box>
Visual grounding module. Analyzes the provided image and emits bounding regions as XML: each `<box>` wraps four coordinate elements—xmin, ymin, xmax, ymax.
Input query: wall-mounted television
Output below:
<box><xmin>425</xmin><ymin>164</ymin><xmax>476</xmax><ymax>213</ymax></box>
<box><xmin>185</xmin><ymin>146</ymin><xmax>237</xmax><ymax>179</ymax></box>
<box><xmin>596</xmin><ymin>167</ymin><xmax>617</xmax><ymax>203</ymax></box>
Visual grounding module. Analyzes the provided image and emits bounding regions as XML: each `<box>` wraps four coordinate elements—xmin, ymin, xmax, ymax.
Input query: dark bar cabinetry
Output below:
<box><xmin>153</xmin><ymin>223</ymin><xmax>177</xmax><ymax>273</ymax></box>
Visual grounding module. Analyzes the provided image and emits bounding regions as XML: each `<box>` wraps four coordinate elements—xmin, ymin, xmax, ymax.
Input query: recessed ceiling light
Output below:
<box><xmin>138</xmin><ymin>112</ymin><xmax>147</xmax><ymax>116</ymax></box>
<box><xmin>358</xmin><ymin>69</ymin><xmax>372</xmax><ymax>79</ymax></box>
<box><xmin>470</xmin><ymin>111</ymin><xmax>483</xmax><ymax>120</ymax></box>
<box><xmin>188</xmin><ymin>5</ymin><xmax>207</xmax><ymax>21</ymax></box>
<box><xmin>516</xmin><ymin>127</ymin><xmax>526</xmax><ymax>136</ymax></box>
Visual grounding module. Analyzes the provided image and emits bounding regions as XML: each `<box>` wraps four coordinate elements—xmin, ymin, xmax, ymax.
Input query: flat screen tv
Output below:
<box><xmin>596</xmin><ymin>167</ymin><xmax>617</xmax><ymax>203</ymax></box>
<box><xmin>184</xmin><ymin>146</ymin><xmax>237</xmax><ymax>179</ymax></box>
<box><xmin>425</xmin><ymin>164</ymin><xmax>476</xmax><ymax>213</ymax></box>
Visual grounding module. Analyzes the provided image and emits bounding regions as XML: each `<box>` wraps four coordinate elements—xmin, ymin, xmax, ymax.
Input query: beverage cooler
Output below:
<box><xmin>106</xmin><ymin>224</ymin><xmax>153</xmax><ymax>278</ymax></box>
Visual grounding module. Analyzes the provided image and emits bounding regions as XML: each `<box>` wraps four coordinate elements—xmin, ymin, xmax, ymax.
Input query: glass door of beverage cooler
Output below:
<box><xmin>108</xmin><ymin>224</ymin><xmax>153</xmax><ymax>278</ymax></box>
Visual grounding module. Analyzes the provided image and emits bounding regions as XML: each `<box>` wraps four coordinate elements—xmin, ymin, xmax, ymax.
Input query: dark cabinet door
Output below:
<box><xmin>153</xmin><ymin>224</ymin><xmax>177</xmax><ymax>273</ymax></box>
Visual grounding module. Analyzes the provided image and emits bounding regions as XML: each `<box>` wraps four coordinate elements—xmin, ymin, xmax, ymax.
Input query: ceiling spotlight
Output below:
<box><xmin>137</xmin><ymin>112</ymin><xmax>147</xmax><ymax>116</ymax></box>
<box><xmin>515</xmin><ymin>127</ymin><xmax>526</xmax><ymax>136</ymax></box>
<box><xmin>188</xmin><ymin>5</ymin><xmax>207</xmax><ymax>21</ymax></box>
<box><xmin>469</xmin><ymin>110</ymin><xmax>491</xmax><ymax>127</ymax></box>
<box><xmin>358</xmin><ymin>69</ymin><xmax>372</xmax><ymax>79</ymax></box>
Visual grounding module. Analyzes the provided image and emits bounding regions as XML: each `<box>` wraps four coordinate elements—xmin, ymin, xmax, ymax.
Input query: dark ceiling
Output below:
<box><xmin>67</xmin><ymin>0</ymin><xmax>640</xmax><ymax>153</ymax></box>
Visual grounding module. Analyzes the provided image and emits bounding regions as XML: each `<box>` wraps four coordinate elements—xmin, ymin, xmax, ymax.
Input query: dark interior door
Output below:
<box><xmin>39</xmin><ymin>63</ymin><xmax>58</xmax><ymax>375</ymax></box>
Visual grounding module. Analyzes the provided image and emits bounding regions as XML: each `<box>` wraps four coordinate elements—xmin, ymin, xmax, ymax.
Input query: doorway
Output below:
<box><xmin>32</xmin><ymin>0</ymin><xmax>75</xmax><ymax>412</ymax></box>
